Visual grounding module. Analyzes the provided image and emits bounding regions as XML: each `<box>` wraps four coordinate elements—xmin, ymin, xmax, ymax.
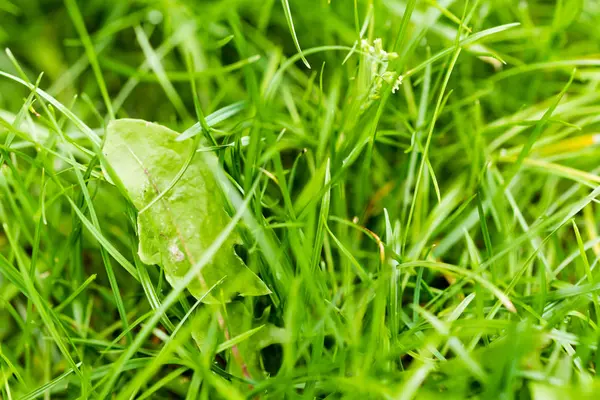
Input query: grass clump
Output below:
<box><xmin>1</xmin><ymin>0</ymin><xmax>600</xmax><ymax>398</ymax></box>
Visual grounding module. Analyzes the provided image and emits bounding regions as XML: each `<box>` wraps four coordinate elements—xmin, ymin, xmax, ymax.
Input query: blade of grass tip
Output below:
<box><xmin>425</xmin><ymin>155</ymin><xmax>441</xmax><ymax>203</ymax></box>
<box><xmin>95</xmin><ymin>180</ymin><xmax>259</xmax><ymax>399</ymax></box>
<box><xmin>216</xmin><ymin>325</ymin><xmax>266</xmax><ymax>354</ymax></box>
<box><xmin>54</xmin><ymin>274</ymin><xmax>97</xmax><ymax>313</ymax></box>
<box><xmin>280</xmin><ymin>0</ymin><xmax>310</xmax><ymax>69</ymax></box>
<box><xmin>342</xmin><ymin>43</ymin><xmax>357</xmax><ymax>65</ymax></box>
<box><xmin>447</xmin><ymin>293</ymin><xmax>476</xmax><ymax>322</ymax></box>
<box><xmin>64</xmin><ymin>0</ymin><xmax>115</xmax><ymax>120</ymax></box>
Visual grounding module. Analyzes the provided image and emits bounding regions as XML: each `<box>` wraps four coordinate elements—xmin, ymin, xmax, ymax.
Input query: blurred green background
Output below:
<box><xmin>2</xmin><ymin>0</ymin><xmax>599</xmax><ymax>127</ymax></box>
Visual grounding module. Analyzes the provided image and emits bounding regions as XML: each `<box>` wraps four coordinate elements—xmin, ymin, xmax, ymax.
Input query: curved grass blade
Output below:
<box><xmin>280</xmin><ymin>0</ymin><xmax>310</xmax><ymax>69</ymax></box>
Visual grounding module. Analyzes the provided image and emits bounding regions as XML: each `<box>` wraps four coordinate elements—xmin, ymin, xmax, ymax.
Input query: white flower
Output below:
<box><xmin>374</xmin><ymin>38</ymin><xmax>383</xmax><ymax>54</ymax></box>
<box><xmin>360</xmin><ymin>39</ymin><xmax>370</xmax><ymax>52</ymax></box>
<box><xmin>359</xmin><ymin>38</ymin><xmax>401</xmax><ymax>108</ymax></box>
<box><xmin>392</xmin><ymin>75</ymin><xmax>404</xmax><ymax>94</ymax></box>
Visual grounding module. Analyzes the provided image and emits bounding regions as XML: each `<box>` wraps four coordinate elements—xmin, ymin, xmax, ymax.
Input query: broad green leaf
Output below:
<box><xmin>103</xmin><ymin>119</ymin><xmax>270</xmax><ymax>303</ymax></box>
<box><xmin>192</xmin><ymin>302</ymin><xmax>287</xmax><ymax>378</ymax></box>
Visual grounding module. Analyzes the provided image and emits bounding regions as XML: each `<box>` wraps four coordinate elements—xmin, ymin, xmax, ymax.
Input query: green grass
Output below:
<box><xmin>1</xmin><ymin>0</ymin><xmax>600</xmax><ymax>398</ymax></box>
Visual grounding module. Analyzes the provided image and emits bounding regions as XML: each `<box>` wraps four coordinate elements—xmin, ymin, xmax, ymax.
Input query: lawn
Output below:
<box><xmin>1</xmin><ymin>0</ymin><xmax>600</xmax><ymax>398</ymax></box>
